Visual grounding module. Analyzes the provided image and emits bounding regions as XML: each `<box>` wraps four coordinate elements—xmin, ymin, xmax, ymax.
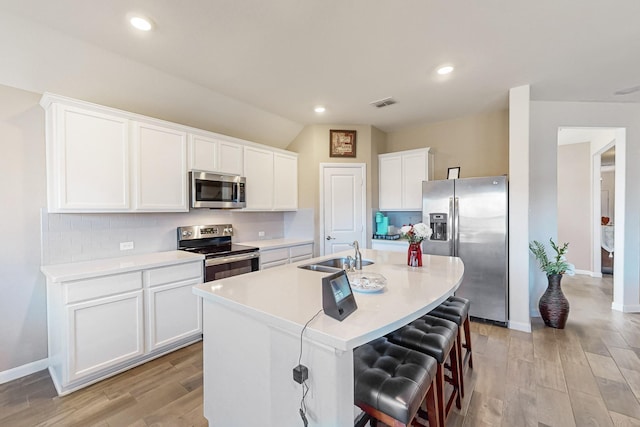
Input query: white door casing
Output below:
<box><xmin>320</xmin><ymin>164</ymin><xmax>366</xmax><ymax>255</ymax></box>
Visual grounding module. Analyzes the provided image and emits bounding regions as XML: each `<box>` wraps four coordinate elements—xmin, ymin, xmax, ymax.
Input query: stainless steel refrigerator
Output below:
<box><xmin>422</xmin><ymin>176</ymin><xmax>508</xmax><ymax>325</ymax></box>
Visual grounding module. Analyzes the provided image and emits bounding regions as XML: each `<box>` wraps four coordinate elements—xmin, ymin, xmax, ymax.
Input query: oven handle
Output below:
<box><xmin>205</xmin><ymin>252</ymin><xmax>260</xmax><ymax>266</ymax></box>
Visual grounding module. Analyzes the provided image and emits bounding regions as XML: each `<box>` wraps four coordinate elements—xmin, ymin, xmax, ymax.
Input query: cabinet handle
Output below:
<box><xmin>326</xmin><ymin>236</ymin><xmax>336</xmax><ymax>240</ymax></box>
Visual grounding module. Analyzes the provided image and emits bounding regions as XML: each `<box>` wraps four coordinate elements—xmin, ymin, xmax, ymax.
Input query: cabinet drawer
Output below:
<box><xmin>65</xmin><ymin>272</ymin><xmax>142</xmax><ymax>304</ymax></box>
<box><xmin>144</xmin><ymin>262</ymin><xmax>202</xmax><ymax>287</ymax></box>
<box><xmin>289</xmin><ymin>244</ymin><xmax>313</xmax><ymax>258</ymax></box>
<box><xmin>260</xmin><ymin>248</ymin><xmax>289</xmax><ymax>264</ymax></box>
<box><xmin>261</xmin><ymin>259</ymin><xmax>289</xmax><ymax>270</ymax></box>
<box><xmin>290</xmin><ymin>254</ymin><xmax>313</xmax><ymax>264</ymax></box>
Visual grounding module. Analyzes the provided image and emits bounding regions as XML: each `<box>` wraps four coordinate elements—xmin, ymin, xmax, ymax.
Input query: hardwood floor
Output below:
<box><xmin>2</xmin><ymin>274</ymin><xmax>639</xmax><ymax>426</ymax></box>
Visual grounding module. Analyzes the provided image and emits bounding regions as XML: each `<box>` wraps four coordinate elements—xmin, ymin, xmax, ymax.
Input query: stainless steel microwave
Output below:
<box><xmin>190</xmin><ymin>171</ymin><xmax>246</xmax><ymax>209</ymax></box>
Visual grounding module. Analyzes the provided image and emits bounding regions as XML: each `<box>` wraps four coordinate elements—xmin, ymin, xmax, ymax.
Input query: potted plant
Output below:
<box><xmin>400</xmin><ymin>223</ymin><xmax>432</xmax><ymax>267</ymax></box>
<box><xmin>529</xmin><ymin>238</ymin><xmax>575</xmax><ymax>329</ymax></box>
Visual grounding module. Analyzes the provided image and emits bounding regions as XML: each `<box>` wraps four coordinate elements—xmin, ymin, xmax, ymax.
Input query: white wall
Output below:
<box><xmin>557</xmin><ymin>142</ymin><xmax>591</xmax><ymax>271</ymax></box>
<box><xmin>508</xmin><ymin>85</ymin><xmax>531</xmax><ymax>332</ymax></box>
<box><xmin>530</xmin><ymin>100</ymin><xmax>640</xmax><ymax>313</ymax></box>
<box><xmin>0</xmin><ymin>85</ymin><xmax>48</xmax><ymax>372</ymax></box>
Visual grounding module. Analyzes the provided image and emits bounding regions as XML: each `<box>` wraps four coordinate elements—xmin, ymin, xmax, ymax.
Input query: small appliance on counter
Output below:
<box><xmin>375</xmin><ymin>212</ymin><xmax>389</xmax><ymax>235</ymax></box>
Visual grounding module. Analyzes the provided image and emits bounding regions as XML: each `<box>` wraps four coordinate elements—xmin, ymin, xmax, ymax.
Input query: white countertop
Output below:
<box><xmin>41</xmin><ymin>250</ymin><xmax>205</xmax><ymax>282</ymax></box>
<box><xmin>193</xmin><ymin>249</ymin><xmax>464</xmax><ymax>351</ymax></box>
<box><xmin>237</xmin><ymin>238</ymin><xmax>314</xmax><ymax>250</ymax></box>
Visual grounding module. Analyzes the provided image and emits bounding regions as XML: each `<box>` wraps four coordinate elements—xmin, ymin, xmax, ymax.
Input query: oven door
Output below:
<box><xmin>204</xmin><ymin>252</ymin><xmax>260</xmax><ymax>282</ymax></box>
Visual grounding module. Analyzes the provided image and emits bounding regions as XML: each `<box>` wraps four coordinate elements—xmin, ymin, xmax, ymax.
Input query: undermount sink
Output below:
<box><xmin>314</xmin><ymin>257</ymin><xmax>374</xmax><ymax>268</ymax></box>
<box><xmin>297</xmin><ymin>264</ymin><xmax>341</xmax><ymax>273</ymax></box>
<box><xmin>298</xmin><ymin>257</ymin><xmax>374</xmax><ymax>273</ymax></box>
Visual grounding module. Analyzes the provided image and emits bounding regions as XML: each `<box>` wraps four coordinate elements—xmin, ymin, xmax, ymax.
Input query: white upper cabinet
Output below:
<box><xmin>273</xmin><ymin>152</ymin><xmax>298</xmax><ymax>210</ymax></box>
<box><xmin>244</xmin><ymin>146</ymin><xmax>274</xmax><ymax>210</ymax></box>
<box><xmin>132</xmin><ymin>122</ymin><xmax>188</xmax><ymax>212</ymax></box>
<box><xmin>41</xmin><ymin>93</ymin><xmax>297</xmax><ymax>213</ymax></box>
<box><xmin>188</xmin><ymin>134</ymin><xmax>218</xmax><ymax>172</ymax></box>
<box><xmin>218</xmin><ymin>141</ymin><xmax>244</xmax><ymax>175</ymax></box>
<box><xmin>244</xmin><ymin>147</ymin><xmax>298</xmax><ymax>211</ymax></box>
<box><xmin>188</xmin><ymin>135</ymin><xmax>244</xmax><ymax>176</ymax></box>
<box><xmin>47</xmin><ymin>104</ymin><xmax>130</xmax><ymax>212</ymax></box>
<box><xmin>379</xmin><ymin>148</ymin><xmax>433</xmax><ymax>210</ymax></box>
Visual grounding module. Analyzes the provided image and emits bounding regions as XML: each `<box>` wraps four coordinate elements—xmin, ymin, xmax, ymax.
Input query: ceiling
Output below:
<box><xmin>1</xmin><ymin>1</ymin><xmax>639</xmax><ymax>147</ymax></box>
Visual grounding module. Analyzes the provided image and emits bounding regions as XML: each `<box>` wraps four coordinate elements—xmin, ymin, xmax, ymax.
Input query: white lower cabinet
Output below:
<box><xmin>67</xmin><ymin>290</ymin><xmax>144</xmax><ymax>382</ymax></box>
<box><xmin>144</xmin><ymin>262</ymin><xmax>203</xmax><ymax>351</ymax></box>
<box><xmin>259</xmin><ymin>243</ymin><xmax>313</xmax><ymax>270</ymax></box>
<box><xmin>46</xmin><ymin>259</ymin><xmax>203</xmax><ymax>395</ymax></box>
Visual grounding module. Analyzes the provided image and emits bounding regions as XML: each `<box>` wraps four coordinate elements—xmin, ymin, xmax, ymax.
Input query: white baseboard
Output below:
<box><xmin>612</xmin><ymin>302</ymin><xmax>640</xmax><ymax>313</ymax></box>
<box><xmin>0</xmin><ymin>358</ymin><xmax>49</xmax><ymax>384</ymax></box>
<box><xmin>574</xmin><ymin>269</ymin><xmax>594</xmax><ymax>276</ymax></box>
<box><xmin>508</xmin><ymin>320</ymin><xmax>532</xmax><ymax>333</ymax></box>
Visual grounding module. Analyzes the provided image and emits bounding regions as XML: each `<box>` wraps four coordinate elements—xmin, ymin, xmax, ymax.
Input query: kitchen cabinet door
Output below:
<box><xmin>188</xmin><ymin>134</ymin><xmax>218</xmax><ymax>172</ymax></box>
<box><xmin>273</xmin><ymin>152</ymin><xmax>298</xmax><ymax>210</ymax></box>
<box><xmin>49</xmin><ymin>104</ymin><xmax>130</xmax><ymax>212</ymax></box>
<box><xmin>243</xmin><ymin>146</ymin><xmax>274</xmax><ymax>210</ymax></box>
<box><xmin>218</xmin><ymin>141</ymin><xmax>244</xmax><ymax>175</ymax></box>
<box><xmin>146</xmin><ymin>279</ymin><xmax>202</xmax><ymax>351</ymax></box>
<box><xmin>379</xmin><ymin>148</ymin><xmax>432</xmax><ymax>210</ymax></box>
<box><xmin>133</xmin><ymin>122</ymin><xmax>188</xmax><ymax>211</ymax></box>
<box><xmin>379</xmin><ymin>154</ymin><xmax>403</xmax><ymax>210</ymax></box>
<box><xmin>67</xmin><ymin>290</ymin><xmax>144</xmax><ymax>382</ymax></box>
<box><xmin>402</xmin><ymin>150</ymin><xmax>430</xmax><ymax>210</ymax></box>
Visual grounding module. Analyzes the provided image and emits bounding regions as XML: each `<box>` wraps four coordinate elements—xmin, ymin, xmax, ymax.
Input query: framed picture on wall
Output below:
<box><xmin>447</xmin><ymin>167</ymin><xmax>460</xmax><ymax>180</ymax></box>
<box><xmin>329</xmin><ymin>130</ymin><xmax>357</xmax><ymax>157</ymax></box>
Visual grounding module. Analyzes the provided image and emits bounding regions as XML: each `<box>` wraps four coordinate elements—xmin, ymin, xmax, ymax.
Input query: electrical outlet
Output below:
<box><xmin>258</xmin><ymin>231</ymin><xmax>265</xmax><ymax>237</ymax></box>
<box><xmin>120</xmin><ymin>241</ymin><xmax>134</xmax><ymax>251</ymax></box>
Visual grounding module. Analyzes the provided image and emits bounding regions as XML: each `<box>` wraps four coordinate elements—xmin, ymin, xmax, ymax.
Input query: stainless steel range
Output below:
<box><xmin>177</xmin><ymin>224</ymin><xmax>260</xmax><ymax>282</ymax></box>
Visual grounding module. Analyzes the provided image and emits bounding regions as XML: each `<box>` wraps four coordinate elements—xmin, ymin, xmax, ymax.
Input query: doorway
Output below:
<box><xmin>319</xmin><ymin>163</ymin><xmax>366</xmax><ymax>256</ymax></box>
<box><xmin>556</xmin><ymin>127</ymin><xmax>626</xmax><ymax>311</ymax></box>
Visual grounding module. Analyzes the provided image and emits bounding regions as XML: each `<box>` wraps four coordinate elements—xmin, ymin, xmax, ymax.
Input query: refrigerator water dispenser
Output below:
<box><xmin>429</xmin><ymin>213</ymin><xmax>447</xmax><ymax>241</ymax></box>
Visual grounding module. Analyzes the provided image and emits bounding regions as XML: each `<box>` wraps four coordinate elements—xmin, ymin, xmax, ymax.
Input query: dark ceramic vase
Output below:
<box><xmin>539</xmin><ymin>274</ymin><xmax>570</xmax><ymax>329</ymax></box>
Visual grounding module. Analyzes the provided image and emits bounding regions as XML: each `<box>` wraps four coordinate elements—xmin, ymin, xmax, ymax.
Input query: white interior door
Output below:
<box><xmin>321</xmin><ymin>164</ymin><xmax>366</xmax><ymax>255</ymax></box>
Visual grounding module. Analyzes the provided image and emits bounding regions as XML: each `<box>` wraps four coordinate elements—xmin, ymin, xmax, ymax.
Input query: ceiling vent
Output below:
<box><xmin>370</xmin><ymin>97</ymin><xmax>397</xmax><ymax>108</ymax></box>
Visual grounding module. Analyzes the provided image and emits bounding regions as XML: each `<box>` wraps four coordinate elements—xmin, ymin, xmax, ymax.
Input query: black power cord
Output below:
<box><xmin>297</xmin><ymin>308</ymin><xmax>323</xmax><ymax>426</ymax></box>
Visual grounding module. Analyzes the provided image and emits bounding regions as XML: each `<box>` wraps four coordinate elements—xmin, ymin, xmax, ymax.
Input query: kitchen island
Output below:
<box><xmin>193</xmin><ymin>249</ymin><xmax>464</xmax><ymax>426</ymax></box>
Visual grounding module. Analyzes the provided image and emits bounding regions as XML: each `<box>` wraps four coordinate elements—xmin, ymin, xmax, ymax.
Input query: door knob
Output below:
<box><xmin>326</xmin><ymin>236</ymin><xmax>336</xmax><ymax>240</ymax></box>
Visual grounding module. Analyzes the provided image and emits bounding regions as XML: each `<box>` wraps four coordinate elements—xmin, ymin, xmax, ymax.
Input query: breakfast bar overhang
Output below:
<box><xmin>193</xmin><ymin>249</ymin><xmax>465</xmax><ymax>426</ymax></box>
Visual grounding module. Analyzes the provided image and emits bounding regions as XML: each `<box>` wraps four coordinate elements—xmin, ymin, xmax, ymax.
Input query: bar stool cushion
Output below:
<box><xmin>354</xmin><ymin>337</ymin><xmax>437</xmax><ymax>424</ymax></box>
<box><xmin>429</xmin><ymin>296</ymin><xmax>470</xmax><ymax>326</ymax></box>
<box><xmin>387</xmin><ymin>315</ymin><xmax>457</xmax><ymax>363</ymax></box>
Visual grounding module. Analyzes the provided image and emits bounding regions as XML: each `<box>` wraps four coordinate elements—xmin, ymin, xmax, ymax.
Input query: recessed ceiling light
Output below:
<box><xmin>314</xmin><ymin>106</ymin><xmax>326</xmax><ymax>113</ymax></box>
<box><xmin>130</xmin><ymin>16</ymin><xmax>153</xmax><ymax>31</ymax></box>
<box><xmin>437</xmin><ymin>65</ymin><xmax>454</xmax><ymax>75</ymax></box>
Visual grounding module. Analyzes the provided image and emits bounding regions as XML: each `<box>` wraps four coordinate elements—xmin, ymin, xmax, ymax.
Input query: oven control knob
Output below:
<box><xmin>182</xmin><ymin>230</ymin><xmax>193</xmax><ymax>238</ymax></box>
<box><xmin>225</xmin><ymin>227</ymin><xmax>233</xmax><ymax>235</ymax></box>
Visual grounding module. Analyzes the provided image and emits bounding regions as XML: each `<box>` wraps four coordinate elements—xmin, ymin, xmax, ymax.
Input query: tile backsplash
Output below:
<box><xmin>41</xmin><ymin>208</ymin><xmax>313</xmax><ymax>265</ymax></box>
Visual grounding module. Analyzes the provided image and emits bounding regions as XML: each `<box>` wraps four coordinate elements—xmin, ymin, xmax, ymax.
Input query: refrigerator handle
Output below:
<box><xmin>454</xmin><ymin>197</ymin><xmax>460</xmax><ymax>257</ymax></box>
<box><xmin>448</xmin><ymin>197</ymin><xmax>455</xmax><ymax>255</ymax></box>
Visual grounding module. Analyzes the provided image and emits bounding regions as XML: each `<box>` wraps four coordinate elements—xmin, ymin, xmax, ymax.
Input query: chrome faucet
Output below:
<box><xmin>351</xmin><ymin>240</ymin><xmax>362</xmax><ymax>270</ymax></box>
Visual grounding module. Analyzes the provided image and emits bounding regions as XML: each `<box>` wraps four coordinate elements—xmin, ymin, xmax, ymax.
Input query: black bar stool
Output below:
<box><xmin>387</xmin><ymin>315</ymin><xmax>462</xmax><ymax>427</ymax></box>
<box><xmin>354</xmin><ymin>337</ymin><xmax>439</xmax><ymax>427</ymax></box>
<box><xmin>429</xmin><ymin>296</ymin><xmax>473</xmax><ymax>386</ymax></box>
